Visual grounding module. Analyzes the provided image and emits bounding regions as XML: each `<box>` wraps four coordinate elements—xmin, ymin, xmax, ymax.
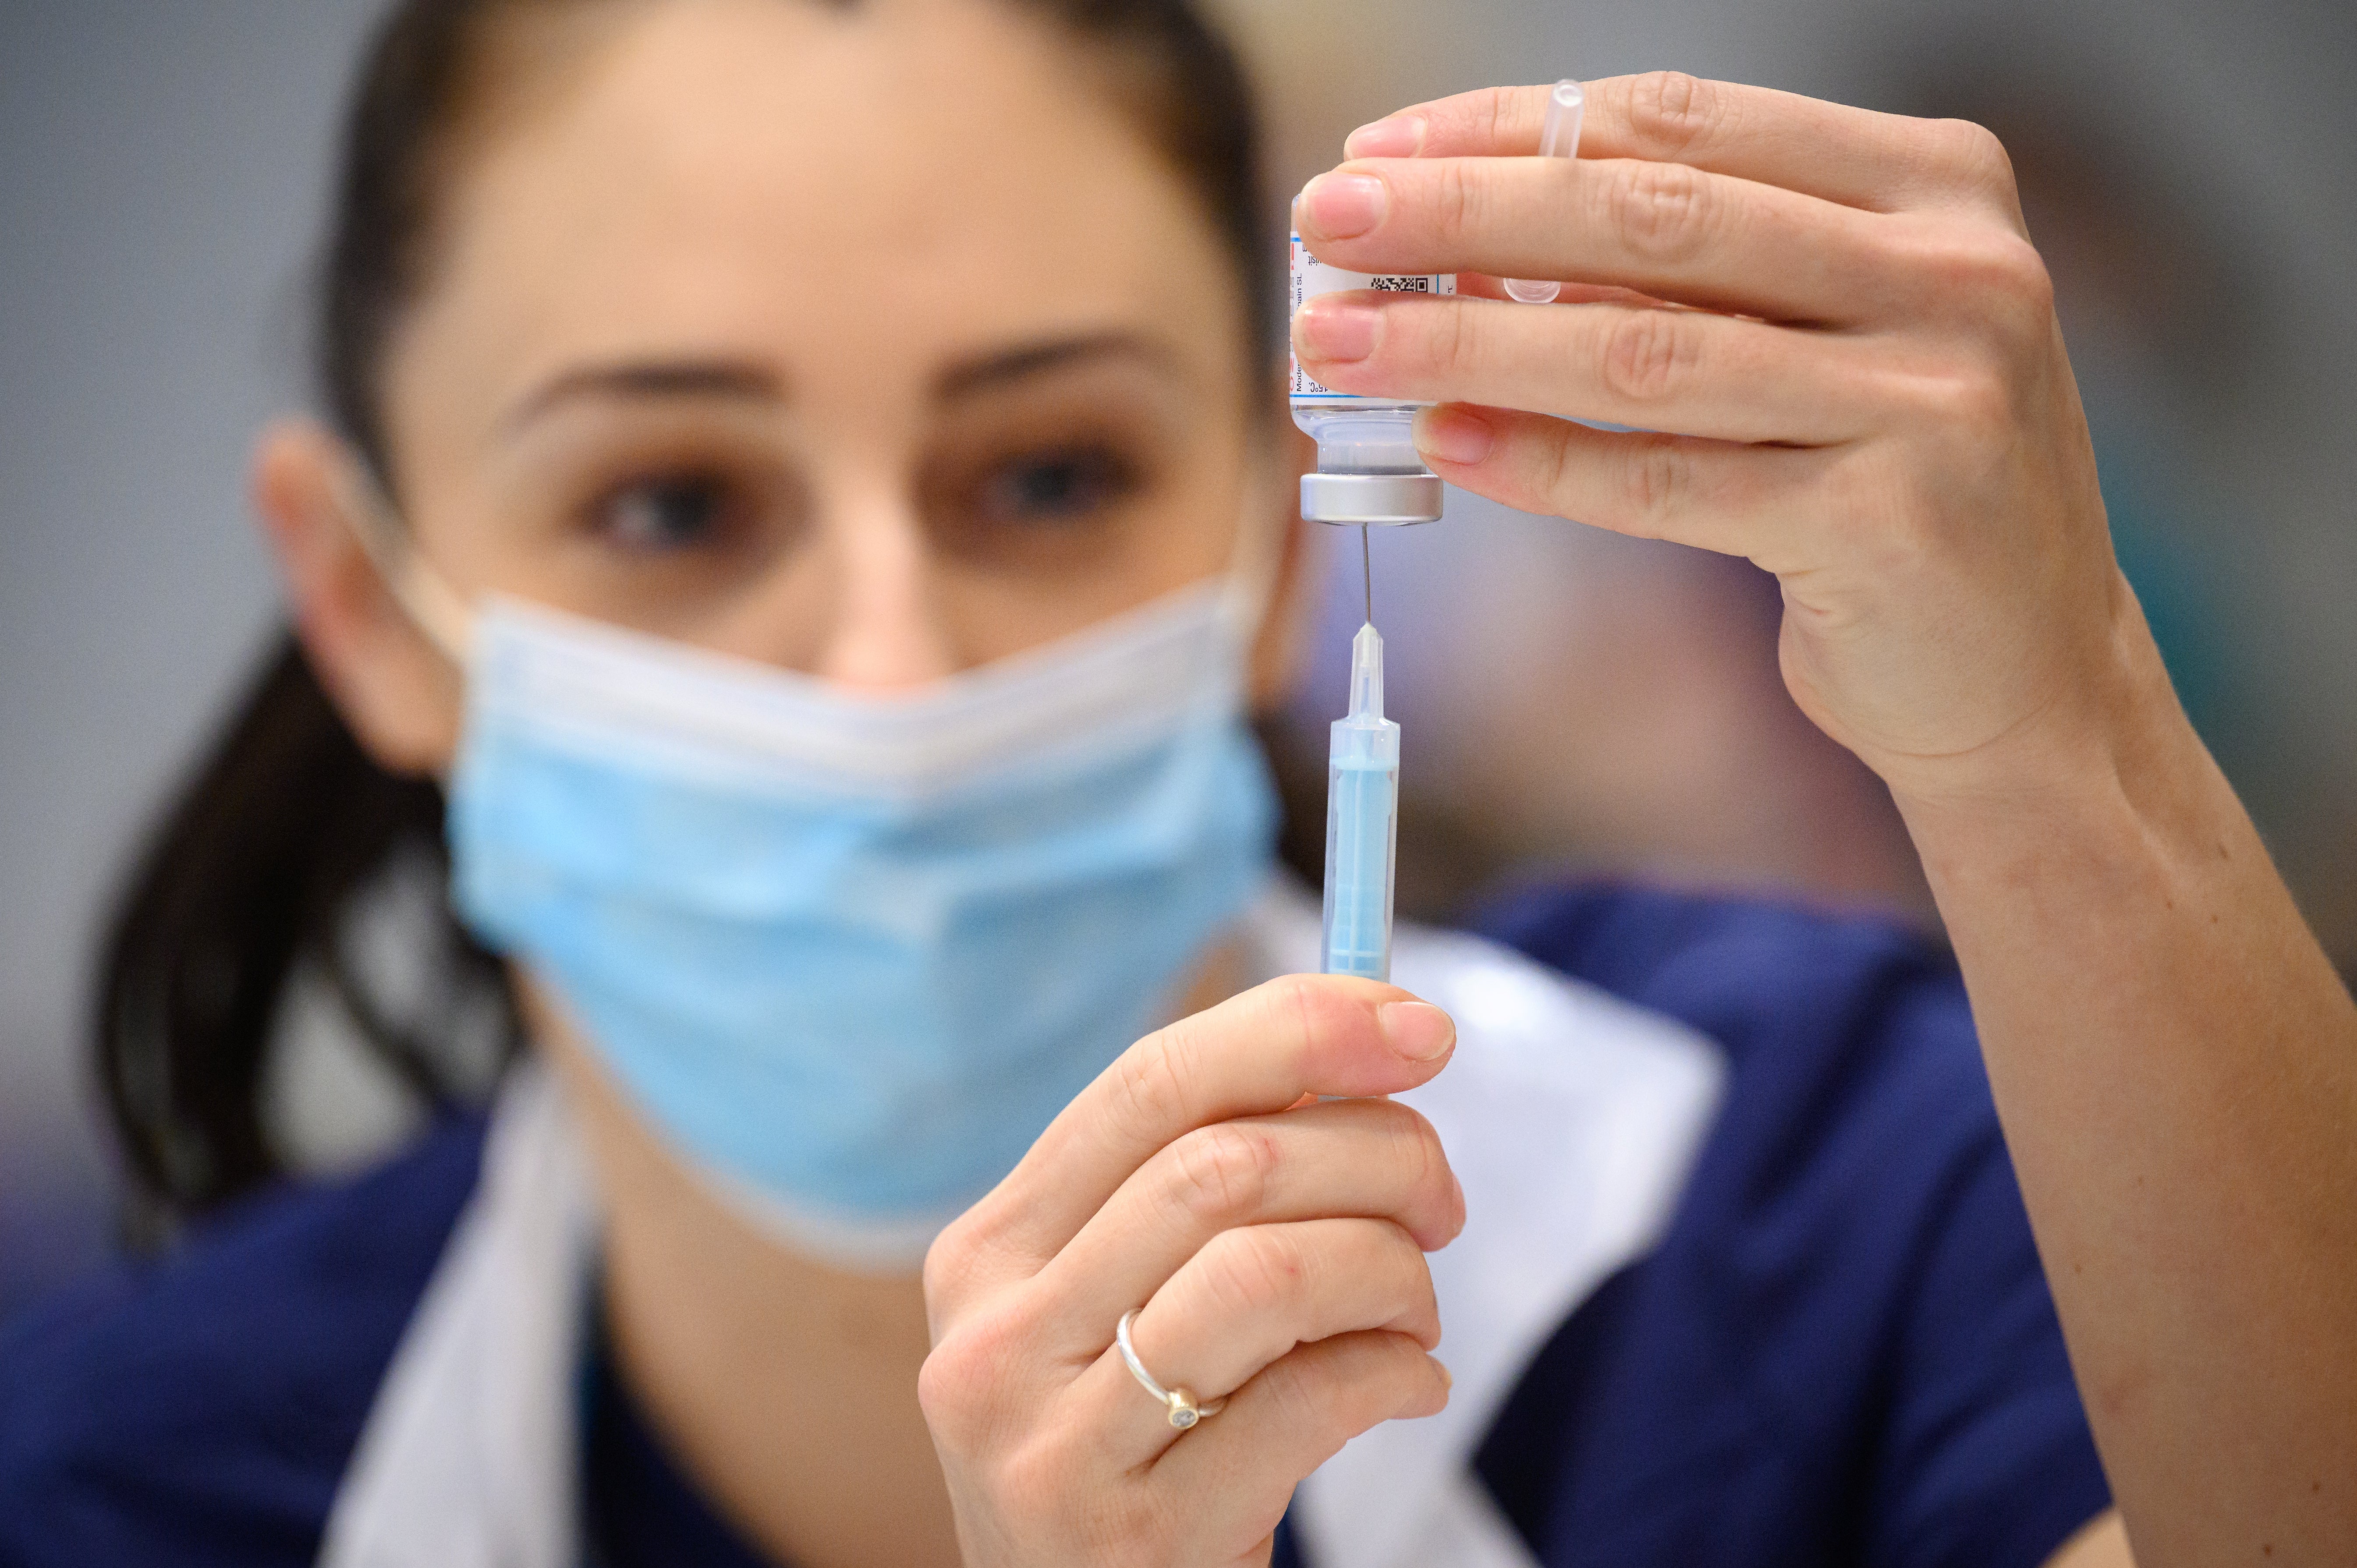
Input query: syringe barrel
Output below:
<box><xmin>1322</xmin><ymin>716</ymin><xmax>1400</xmax><ymax>981</ymax></box>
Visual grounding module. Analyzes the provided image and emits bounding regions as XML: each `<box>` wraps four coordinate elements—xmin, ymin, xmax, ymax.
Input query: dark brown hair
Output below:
<box><xmin>98</xmin><ymin>0</ymin><xmax>1271</xmax><ymax>1228</ymax></box>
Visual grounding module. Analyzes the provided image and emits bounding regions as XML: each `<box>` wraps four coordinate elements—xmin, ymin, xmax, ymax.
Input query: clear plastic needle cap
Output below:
<box><xmin>1505</xmin><ymin>81</ymin><xmax>1585</xmax><ymax>306</ymax></box>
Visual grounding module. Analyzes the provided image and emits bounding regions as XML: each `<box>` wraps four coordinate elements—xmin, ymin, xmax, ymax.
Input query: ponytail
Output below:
<box><xmin>96</xmin><ymin>637</ymin><xmax>515</xmax><ymax>1228</ymax></box>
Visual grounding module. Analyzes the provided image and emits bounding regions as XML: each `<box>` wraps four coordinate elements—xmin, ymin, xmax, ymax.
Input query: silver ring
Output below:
<box><xmin>1115</xmin><ymin>1308</ymin><xmax>1226</xmax><ymax>1430</ymax></box>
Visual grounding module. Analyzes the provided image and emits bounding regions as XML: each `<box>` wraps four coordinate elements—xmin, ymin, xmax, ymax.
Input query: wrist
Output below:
<box><xmin>1889</xmin><ymin>589</ymin><xmax>2228</xmax><ymax>897</ymax></box>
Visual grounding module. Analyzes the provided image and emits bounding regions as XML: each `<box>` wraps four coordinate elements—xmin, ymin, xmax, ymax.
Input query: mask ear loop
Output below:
<box><xmin>329</xmin><ymin>453</ymin><xmax>477</xmax><ymax>665</ymax></box>
<box><xmin>1217</xmin><ymin>450</ymin><xmax>1294</xmax><ymax>651</ymax></box>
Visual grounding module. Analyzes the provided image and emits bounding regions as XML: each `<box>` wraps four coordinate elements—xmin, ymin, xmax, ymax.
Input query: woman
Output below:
<box><xmin>0</xmin><ymin>0</ymin><xmax>2346</xmax><ymax>1565</ymax></box>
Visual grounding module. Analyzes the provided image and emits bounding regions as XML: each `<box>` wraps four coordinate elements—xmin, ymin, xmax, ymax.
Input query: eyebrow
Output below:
<box><xmin>500</xmin><ymin>331</ymin><xmax>1170</xmax><ymax>432</ymax></box>
<box><xmin>502</xmin><ymin>359</ymin><xmax>783</xmax><ymax>432</ymax></box>
<box><xmin>934</xmin><ymin>332</ymin><xmax>1172</xmax><ymax>401</ymax></box>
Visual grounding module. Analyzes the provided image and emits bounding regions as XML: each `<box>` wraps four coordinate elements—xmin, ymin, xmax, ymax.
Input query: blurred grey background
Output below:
<box><xmin>2</xmin><ymin>2</ymin><xmax>390</xmax><ymax>1313</ymax></box>
<box><xmin>4</xmin><ymin>0</ymin><xmax>2353</xmax><ymax>1319</ymax></box>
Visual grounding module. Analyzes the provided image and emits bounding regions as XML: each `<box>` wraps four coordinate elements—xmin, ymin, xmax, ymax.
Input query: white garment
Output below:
<box><xmin>318</xmin><ymin>1063</ymin><xmax>595</xmax><ymax>1568</ymax></box>
<box><xmin>318</xmin><ymin>884</ymin><xmax>1725</xmax><ymax>1568</ymax></box>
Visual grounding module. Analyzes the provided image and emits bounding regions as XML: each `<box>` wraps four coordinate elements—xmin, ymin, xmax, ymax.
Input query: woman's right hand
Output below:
<box><xmin>1289</xmin><ymin>74</ymin><xmax>2137</xmax><ymax>815</ymax></box>
<box><xmin>918</xmin><ymin>975</ymin><xmax>1464</xmax><ymax>1567</ymax></box>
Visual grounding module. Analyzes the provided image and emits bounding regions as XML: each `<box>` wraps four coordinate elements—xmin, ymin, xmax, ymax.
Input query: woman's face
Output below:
<box><xmin>276</xmin><ymin>0</ymin><xmax>1286</xmax><ymax>769</ymax></box>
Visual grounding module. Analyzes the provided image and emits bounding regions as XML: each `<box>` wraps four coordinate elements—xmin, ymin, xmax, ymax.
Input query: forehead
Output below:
<box><xmin>395</xmin><ymin>0</ymin><xmax>1244</xmax><ymax>425</ymax></box>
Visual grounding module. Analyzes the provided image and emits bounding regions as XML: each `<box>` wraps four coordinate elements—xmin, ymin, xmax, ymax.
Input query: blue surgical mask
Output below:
<box><xmin>443</xmin><ymin>579</ymin><xmax>1278</xmax><ymax>1268</ymax></box>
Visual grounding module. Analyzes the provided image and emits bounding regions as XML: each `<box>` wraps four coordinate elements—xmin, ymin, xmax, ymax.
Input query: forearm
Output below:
<box><xmin>1900</xmin><ymin>610</ymin><xmax>2357</xmax><ymax>1565</ymax></box>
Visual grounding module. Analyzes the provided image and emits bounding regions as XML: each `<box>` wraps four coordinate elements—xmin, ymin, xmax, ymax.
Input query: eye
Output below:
<box><xmin>972</xmin><ymin>446</ymin><xmax>1137</xmax><ymax>527</ymax></box>
<box><xmin>588</xmin><ymin>472</ymin><xmax>734</xmax><ymax>554</ymax></box>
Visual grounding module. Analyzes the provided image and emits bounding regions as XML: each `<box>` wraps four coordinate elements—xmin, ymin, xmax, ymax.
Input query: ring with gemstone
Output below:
<box><xmin>1115</xmin><ymin>1308</ymin><xmax>1226</xmax><ymax>1430</ymax></box>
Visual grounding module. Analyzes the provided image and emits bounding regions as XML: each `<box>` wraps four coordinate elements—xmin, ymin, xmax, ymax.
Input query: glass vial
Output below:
<box><xmin>1289</xmin><ymin>234</ymin><xmax>1453</xmax><ymax>527</ymax></box>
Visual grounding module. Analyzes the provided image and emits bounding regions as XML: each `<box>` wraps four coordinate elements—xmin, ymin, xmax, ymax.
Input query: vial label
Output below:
<box><xmin>1289</xmin><ymin>234</ymin><xmax>1455</xmax><ymax>400</ymax></box>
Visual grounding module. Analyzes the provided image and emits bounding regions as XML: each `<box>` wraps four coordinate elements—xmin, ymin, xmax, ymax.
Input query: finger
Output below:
<box><xmin>1038</xmin><ymin>1335</ymin><xmax>1445</xmax><ymax>1567</ymax></box>
<box><xmin>1085</xmin><ymin>1214</ymin><xmax>1443</xmax><ymax>1456</ymax></box>
<box><xmin>1074</xmin><ymin>1217</ymin><xmax>1440</xmax><ymax>1467</ymax></box>
<box><xmin>1152</xmin><ymin>1218</ymin><xmax>1442</xmax><ymax>1371</ymax></box>
<box><xmin>1347</xmin><ymin>73</ymin><xmax>2020</xmax><ymax>217</ymax></box>
<box><xmin>1411</xmin><ymin>404</ymin><xmax>1836</xmax><ymax>568</ymax></box>
<box><xmin>1295</xmin><ymin>153</ymin><xmax>1908</xmax><ymax>326</ymax></box>
<box><xmin>1037</xmin><ymin>1098</ymin><xmax>1462</xmax><ymax>1347</ymax></box>
<box><xmin>1148</xmin><ymin>1331</ymin><xmax>1450</xmax><ymax>1531</ymax></box>
<box><xmin>949</xmin><ymin>977</ymin><xmax>1458</xmax><ymax>1276</ymax></box>
<box><xmin>1294</xmin><ymin>293</ymin><xmax>1891</xmax><ymax>446</ymax></box>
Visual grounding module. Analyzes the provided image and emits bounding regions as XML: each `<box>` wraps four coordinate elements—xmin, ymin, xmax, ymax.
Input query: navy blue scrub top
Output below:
<box><xmin>0</xmin><ymin>885</ymin><xmax>2111</xmax><ymax>1568</ymax></box>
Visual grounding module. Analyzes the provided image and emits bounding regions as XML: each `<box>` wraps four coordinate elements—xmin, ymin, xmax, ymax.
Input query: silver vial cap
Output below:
<box><xmin>1298</xmin><ymin>471</ymin><xmax>1444</xmax><ymax>526</ymax></box>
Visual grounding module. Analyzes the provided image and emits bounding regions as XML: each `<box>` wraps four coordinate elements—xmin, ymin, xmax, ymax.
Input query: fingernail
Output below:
<box><xmin>1297</xmin><ymin>171</ymin><xmax>1387</xmax><ymax>241</ymax></box>
<box><xmin>1378</xmin><ymin>1001</ymin><xmax>1456</xmax><ymax>1061</ymax></box>
<box><xmin>1415</xmin><ymin>405</ymin><xmax>1493</xmax><ymax>467</ymax></box>
<box><xmin>1293</xmin><ymin>297</ymin><xmax>1379</xmax><ymax>364</ymax></box>
<box><xmin>1345</xmin><ymin>114</ymin><xmax>1425</xmax><ymax>159</ymax></box>
<box><xmin>1439</xmin><ymin>1361</ymin><xmax>1454</xmax><ymax>1392</ymax></box>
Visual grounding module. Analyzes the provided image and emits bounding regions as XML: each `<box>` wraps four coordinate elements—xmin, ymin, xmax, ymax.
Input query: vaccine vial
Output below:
<box><xmin>1289</xmin><ymin>234</ymin><xmax>1454</xmax><ymax>526</ymax></box>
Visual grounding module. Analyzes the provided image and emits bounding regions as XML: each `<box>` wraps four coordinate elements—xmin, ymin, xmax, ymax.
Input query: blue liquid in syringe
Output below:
<box><xmin>1322</xmin><ymin>622</ymin><xmax>1400</xmax><ymax>981</ymax></box>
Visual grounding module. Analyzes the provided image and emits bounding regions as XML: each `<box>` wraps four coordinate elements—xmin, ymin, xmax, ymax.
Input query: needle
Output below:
<box><xmin>1361</xmin><ymin>523</ymin><xmax>1373</xmax><ymax>625</ymax></box>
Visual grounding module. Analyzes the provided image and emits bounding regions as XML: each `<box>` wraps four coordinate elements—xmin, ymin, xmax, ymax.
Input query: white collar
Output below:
<box><xmin>318</xmin><ymin>1061</ymin><xmax>595</xmax><ymax>1568</ymax></box>
<box><xmin>320</xmin><ymin>884</ymin><xmax>1725</xmax><ymax>1568</ymax></box>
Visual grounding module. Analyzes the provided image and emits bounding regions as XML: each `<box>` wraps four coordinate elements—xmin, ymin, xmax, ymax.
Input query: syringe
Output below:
<box><xmin>1322</xmin><ymin>531</ymin><xmax>1401</xmax><ymax>980</ymax></box>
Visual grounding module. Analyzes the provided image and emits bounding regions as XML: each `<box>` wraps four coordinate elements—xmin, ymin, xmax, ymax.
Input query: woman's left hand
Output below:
<box><xmin>1290</xmin><ymin>73</ymin><xmax>2144</xmax><ymax>813</ymax></box>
